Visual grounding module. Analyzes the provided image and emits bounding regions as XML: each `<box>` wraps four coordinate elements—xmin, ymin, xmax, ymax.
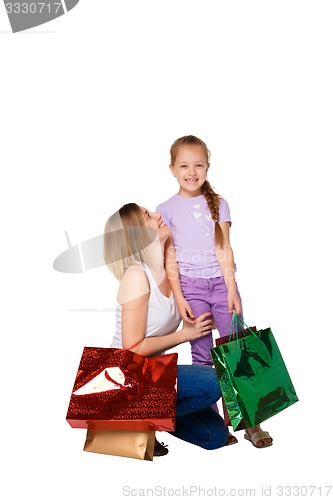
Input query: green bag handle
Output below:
<box><xmin>235</xmin><ymin>314</ymin><xmax>257</xmax><ymax>334</ymax></box>
<box><xmin>228</xmin><ymin>312</ymin><xmax>257</xmax><ymax>342</ymax></box>
<box><xmin>228</xmin><ymin>312</ymin><xmax>237</xmax><ymax>342</ymax></box>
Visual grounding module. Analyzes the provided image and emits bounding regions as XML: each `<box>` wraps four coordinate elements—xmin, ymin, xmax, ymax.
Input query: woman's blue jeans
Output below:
<box><xmin>168</xmin><ymin>365</ymin><xmax>228</xmax><ymax>450</ymax></box>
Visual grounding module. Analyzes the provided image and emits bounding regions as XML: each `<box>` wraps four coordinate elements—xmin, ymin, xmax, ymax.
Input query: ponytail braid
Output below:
<box><xmin>201</xmin><ymin>180</ymin><xmax>224</xmax><ymax>249</ymax></box>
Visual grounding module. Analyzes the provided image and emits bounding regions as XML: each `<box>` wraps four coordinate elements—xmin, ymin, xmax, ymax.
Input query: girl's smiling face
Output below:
<box><xmin>170</xmin><ymin>145</ymin><xmax>210</xmax><ymax>197</ymax></box>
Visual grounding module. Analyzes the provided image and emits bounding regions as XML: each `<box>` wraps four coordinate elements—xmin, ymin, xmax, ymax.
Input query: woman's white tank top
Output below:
<box><xmin>111</xmin><ymin>263</ymin><xmax>181</xmax><ymax>349</ymax></box>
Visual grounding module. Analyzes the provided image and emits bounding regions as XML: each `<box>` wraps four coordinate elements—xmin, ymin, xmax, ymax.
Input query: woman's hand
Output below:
<box><xmin>176</xmin><ymin>296</ymin><xmax>195</xmax><ymax>323</ymax></box>
<box><xmin>181</xmin><ymin>312</ymin><xmax>213</xmax><ymax>341</ymax></box>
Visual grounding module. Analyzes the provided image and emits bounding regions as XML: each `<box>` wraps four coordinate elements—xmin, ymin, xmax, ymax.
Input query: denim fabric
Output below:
<box><xmin>169</xmin><ymin>365</ymin><xmax>228</xmax><ymax>450</ymax></box>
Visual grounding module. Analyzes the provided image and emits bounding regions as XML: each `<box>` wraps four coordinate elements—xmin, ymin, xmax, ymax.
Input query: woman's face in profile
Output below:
<box><xmin>140</xmin><ymin>207</ymin><xmax>171</xmax><ymax>242</ymax></box>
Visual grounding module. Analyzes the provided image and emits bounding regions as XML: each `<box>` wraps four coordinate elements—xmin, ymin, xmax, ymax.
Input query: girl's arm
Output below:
<box><xmin>164</xmin><ymin>236</ymin><xmax>195</xmax><ymax>323</ymax></box>
<box><xmin>216</xmin><ymin>222</ymin><xmax>242</xmax><ymax>315</ymax></box>
<box><xmin>119</xmin><ymin>266</ymin><xmax>211</xmax><ymax>357</ymax></box>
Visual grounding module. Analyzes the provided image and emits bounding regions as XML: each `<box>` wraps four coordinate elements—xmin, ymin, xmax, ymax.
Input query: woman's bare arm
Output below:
<box><xmin>119</xmin><ymin>265</ymin><xmax>212</xmax><ymax>356</ymax></box>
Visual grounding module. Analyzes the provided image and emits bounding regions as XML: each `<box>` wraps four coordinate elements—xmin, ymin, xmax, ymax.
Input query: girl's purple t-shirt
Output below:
<box><xmin>156</xmin><ymin>194</ymin><xmax>231</xmax><ymax>279</ymax></box>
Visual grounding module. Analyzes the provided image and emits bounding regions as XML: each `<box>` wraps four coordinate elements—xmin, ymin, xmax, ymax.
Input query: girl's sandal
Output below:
<box><xmin>244</xmin><ymin>430</ymin><xmax>273</xmax><ymax>448</ymax></box>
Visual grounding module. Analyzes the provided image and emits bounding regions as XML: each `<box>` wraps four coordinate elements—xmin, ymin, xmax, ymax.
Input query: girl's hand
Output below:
<box><xmin>228</xmin><ymin>291</ymin><xmax>242</xmax><ymax>315</ymax></box>
<box><xmin>181</xmin><ymin>312</ymin><xmax>213</xmax><ymax>341</ymax></box>
<box><xmin>176</xmin><ymin>296</ymin><xmax>195</xmax><ymax>323</ymax></box>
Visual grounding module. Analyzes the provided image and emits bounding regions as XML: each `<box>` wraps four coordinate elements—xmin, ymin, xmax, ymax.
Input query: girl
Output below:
<box><xmin>156</xmin><ymin>135</ymin><xmax>273</xmax><ymax>448</ymax></box>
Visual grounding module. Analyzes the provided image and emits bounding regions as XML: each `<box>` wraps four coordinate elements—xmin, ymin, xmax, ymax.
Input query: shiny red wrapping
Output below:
<box><xmin>66</xmin><ymin>347</ymin><xmax>178</xmax><ymax>431</ymax></box>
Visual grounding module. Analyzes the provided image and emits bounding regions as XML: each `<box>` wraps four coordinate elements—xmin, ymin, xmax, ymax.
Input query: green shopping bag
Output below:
<box><xmin>210</xmin><ymin>315</ymin><xmax>299</xmax><ymax>431</ymax></box>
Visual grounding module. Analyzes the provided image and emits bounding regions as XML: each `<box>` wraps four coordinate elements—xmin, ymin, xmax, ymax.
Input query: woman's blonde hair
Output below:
<box><xmin>170</xmin><ymin>135</ymin><xmax>224</xmax><ymax>248</ymax></box>
<box><xmin>104</xmin><ymin>203</ymin><xmax>156</xmax><ymax>280</ymax></box>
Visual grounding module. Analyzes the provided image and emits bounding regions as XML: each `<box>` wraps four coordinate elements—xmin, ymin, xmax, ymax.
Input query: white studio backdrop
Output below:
<box><xmin>1</xmin><ymin>2</ymin><xmax>332</xmax><ymax>499</ymax></box>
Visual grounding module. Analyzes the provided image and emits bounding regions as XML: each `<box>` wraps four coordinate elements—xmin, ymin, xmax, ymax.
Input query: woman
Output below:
<box><xmin>104</xmin><ymin>203</ymin><xmax>229</xmax><ymax>454</ymax></box>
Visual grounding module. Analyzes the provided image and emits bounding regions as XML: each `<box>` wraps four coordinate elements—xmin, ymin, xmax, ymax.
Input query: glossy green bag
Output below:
<box><xmin>210</xmin><ymin>316</ymin><xmax>299</xmax><ymax>431</ymax></box>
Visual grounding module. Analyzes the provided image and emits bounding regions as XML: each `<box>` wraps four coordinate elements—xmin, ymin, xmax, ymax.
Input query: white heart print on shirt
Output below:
<box><xmin>193</xmin><ymin>204</ymin><xmax>202</xmax><ymax>220</ymax></box>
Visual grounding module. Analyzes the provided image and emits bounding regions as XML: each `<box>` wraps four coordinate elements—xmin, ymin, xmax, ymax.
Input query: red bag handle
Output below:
<box><xmin>126</xmin><ymin>339</ymin><xmax>144</xmax><ymax>353</ymax></box>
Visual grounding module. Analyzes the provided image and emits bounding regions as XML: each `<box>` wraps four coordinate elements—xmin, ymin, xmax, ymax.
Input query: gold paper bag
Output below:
<box><xmin>83</xmin><ymin>429</ymin><xmax>155</xmax><ymax>461</ymax></box>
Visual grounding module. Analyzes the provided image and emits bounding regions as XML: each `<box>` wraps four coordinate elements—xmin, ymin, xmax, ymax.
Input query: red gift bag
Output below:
<box><xmin>66</xmin><ymin>347</ymin><xmax>178</xmax><ymax>431</ymax></box>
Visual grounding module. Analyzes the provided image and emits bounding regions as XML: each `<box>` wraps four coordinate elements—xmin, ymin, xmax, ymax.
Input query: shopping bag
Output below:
<box><xmin>83</xmin><ymin>429</ymin><xmax>155</xmax><ymax>461</ymax></box>
<box><xmin>211</xmin><ymin>315</ymin><xmax>298</xmax><ymax>431</ymax></box>
<box><xmin>66</xmin><ymin>347</ymin><xmax>178</xmax><ymax>431</ymax></box>
<box><xmin>216</xmin><ymin>324</ymin><xmax>257</xmax><ymax>427</ymax></box>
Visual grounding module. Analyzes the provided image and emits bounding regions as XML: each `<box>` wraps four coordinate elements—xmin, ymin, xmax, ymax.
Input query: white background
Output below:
<box><xmin>1</xmin><ymin>1</ymin><xmax>332</xmax><ymax>499</ymax></box>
